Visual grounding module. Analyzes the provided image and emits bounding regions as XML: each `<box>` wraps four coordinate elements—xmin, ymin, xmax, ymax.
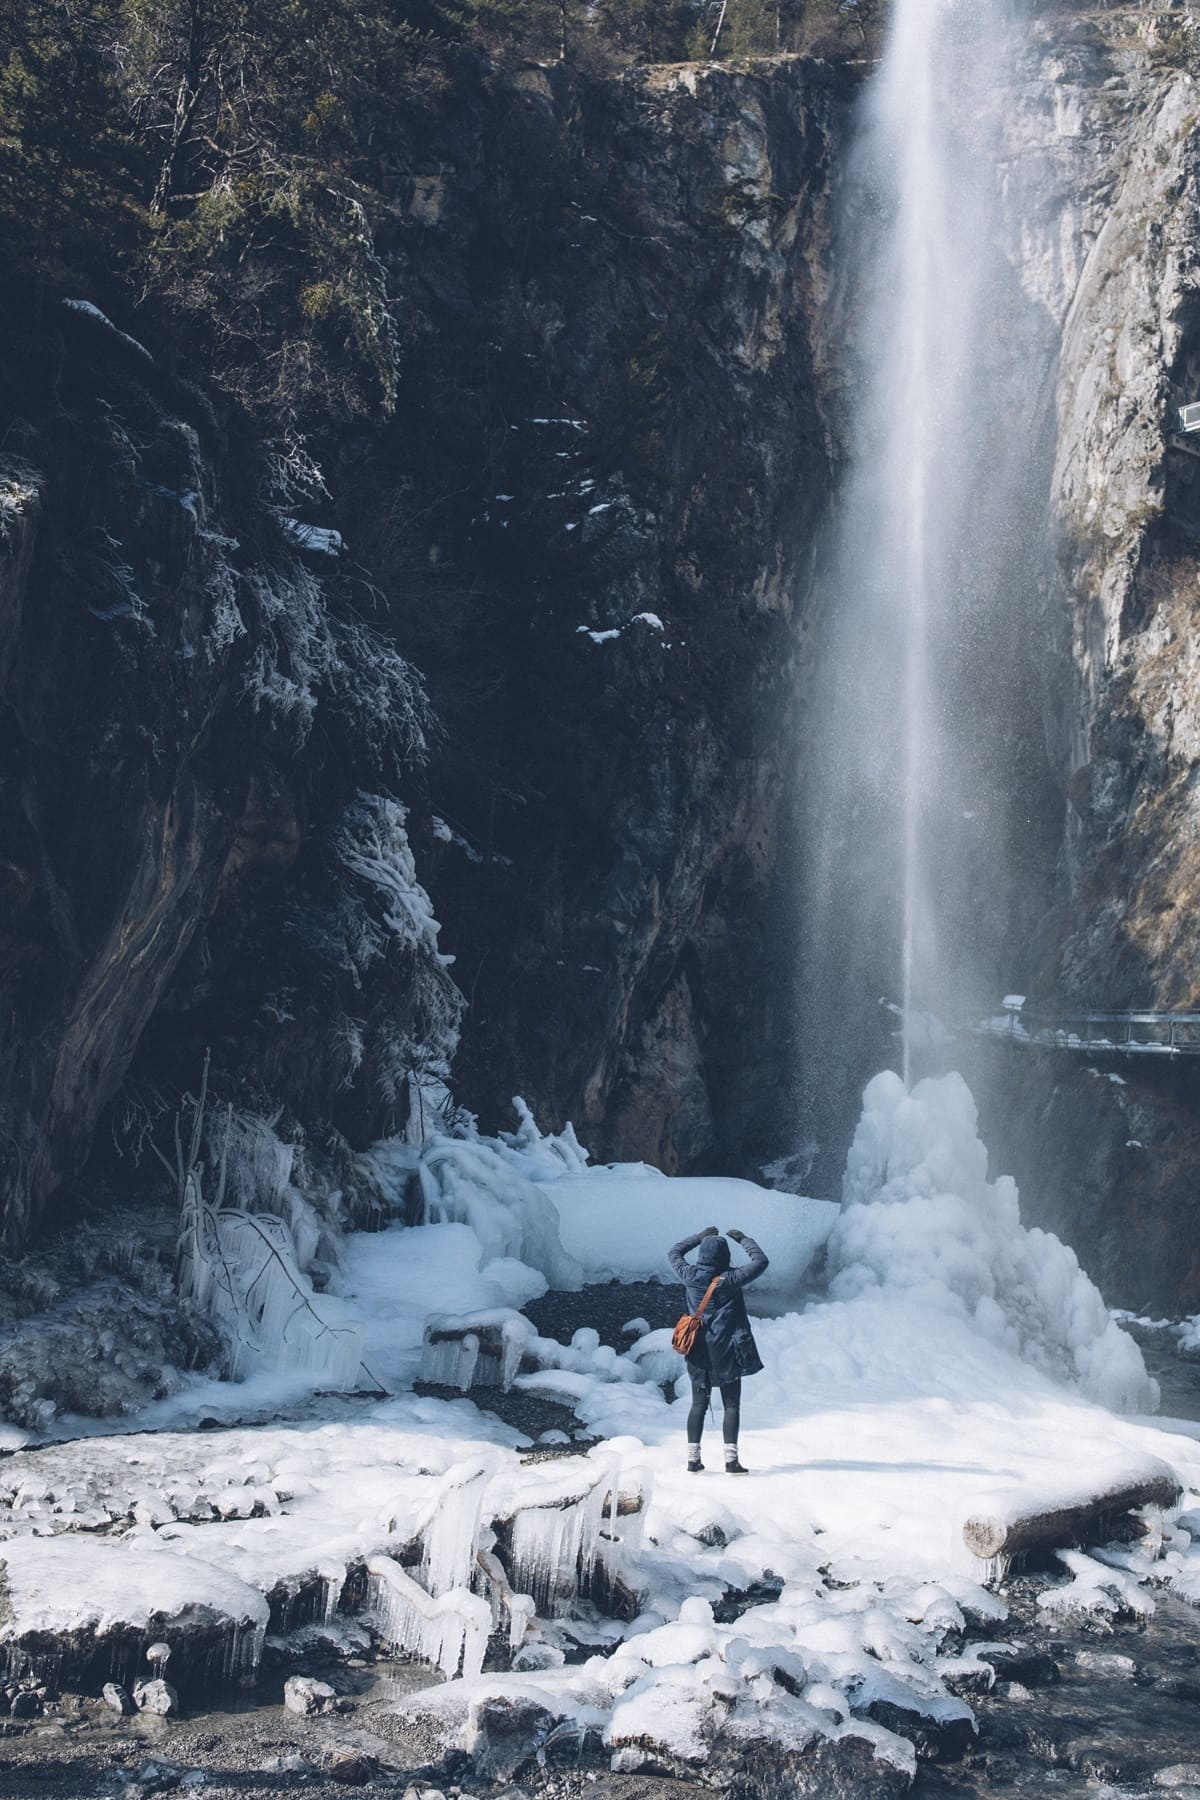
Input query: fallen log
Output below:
<box><xmin>963</xmin><ymin>1455</ymin><xmax>1182</xmax><ymax>1562</ymax></box>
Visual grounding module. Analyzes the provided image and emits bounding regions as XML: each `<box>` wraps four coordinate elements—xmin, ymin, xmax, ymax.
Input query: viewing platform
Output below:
<box><xmin>971</xmin><ymin>1003</ymin><xmax>1200</xmax><ymax>1058</ymax></box>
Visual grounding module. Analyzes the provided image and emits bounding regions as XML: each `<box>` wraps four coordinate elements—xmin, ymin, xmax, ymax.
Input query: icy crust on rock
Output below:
<box><xmin>0</xmin><ymin>1401</ymin><xmax>646</xmax><ymax>1693</ymax></box>
<box><xmin>418</xmin><ymin>1307</ymin><xmax>682</xmax><ymax>1397</ymax></box>
<box><xmin>830</xmin><ymin>1072</ymin><xmax>1157</xmax><ymax>1413</ymax></box>
<box><xmin>0</xmin><ymin>1539</ymin><xmax>268</xmax><ymax>1639</ymax></box>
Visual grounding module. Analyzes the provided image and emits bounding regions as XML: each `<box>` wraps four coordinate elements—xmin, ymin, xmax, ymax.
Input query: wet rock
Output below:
<box><xmin>283</xmin><ymin>1674</ymin><xmax>338</xmax><ymax>1716</ymax></box>
<box><xmin>259</xmin><ymin>1755</ymin><xmax>317</xmax><ymax>1775</ymax></box>
<box><xmin>133</xmin><ymin>1677</ymin><xmax>180</xmax><ymax>1716</ymax></box>
<box><xmin>326</xmin><ymin>1751</ymin><xmax>376</xmax><ymax>1785</ymax></box>
<box><xmin>466</xmin><ymin>1696</ymin><xmax>555</xmax><ymax>1781</ymax></box>
<box><xmin>131</xmin><ymin>1763</ymin><xmax>183</xmax><ymax>1793</ymax></box>
<box><xmin>1150</xmin><ymin>1674</ymin><xmax>1200</xmax><ymax>1703</ymax></box>
<box><xmin>609</xmin><ymin>1746</ymin><xmax>690</xmax><ymax>1778</ymax></box>
<box><xmin>978</xmin><ymin>1646</ymin><xmax>1060</xmax><ymax>1688</ymax></box>
<box><xmin>1064</xmin><ymin>1741</ymin><xmax>1132</xmax><ymax>1783</ymax></box>
<box><xmin>540</xmin><ymin>1719</ymin><xmax>606</xmax><ymax>1767</ymax></box>
<box><xmin>402</xmin><ymin>1788</ymin><xmax>448</xmax><ymax>1800</ymax></box>
<box><xmin>1074</xmin><ymin>1648</ymin><xmax>1137</xmax><ymax>1679</ymax></box>
<box><xmin>9</xmin><ymin>1691</ymin><xmax>39</xmax><ymax>1719</ymax></box>
<box><xmin>717</xmin><ymin>1733</ymin><xmax>915</xmax><ymax>1797</ymax></box>
<box><xmin>1157</xmin><ymin>1769</ymin><xmax>1200</xmax><ymax>1790</ymax></box>
<box><xmin>103</xmin><ymin>1682</ymin><xmax>136</xmax><ymax>1715</ymax></box>
<box><xmin>864</xmin><ymin>1699</ymin><xmax>975</xmax><ymax>1762</ymax></box>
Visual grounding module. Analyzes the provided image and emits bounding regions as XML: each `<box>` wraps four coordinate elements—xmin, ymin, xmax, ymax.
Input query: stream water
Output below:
<box><xmin>918</xmin><ymin>1326</ymin><xmax>1200</xmax><ymax>1798</ymax></box>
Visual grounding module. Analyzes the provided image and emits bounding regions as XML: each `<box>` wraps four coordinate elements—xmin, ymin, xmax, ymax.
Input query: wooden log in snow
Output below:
<box><xmin>963</xmin><ymin>1458</ymin><xmax>1182</xmax><ymax>1562</ymax></box>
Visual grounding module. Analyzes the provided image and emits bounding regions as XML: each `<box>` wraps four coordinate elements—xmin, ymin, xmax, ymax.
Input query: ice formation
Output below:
<box><xmin>177</xmin><ymin>1165</ymin><xmax>365</xmax><ymax>1389</ymax></box>
<box><xmin>358</xmin><ymin>1105</ymin><xmax>836</xmax><ymax>1314</ymax></box>
<box><xmin>365</xmin><ymin>1555</ymin><xmax>492</xmax><ymax>1680</ymax></box>
<box><xmin>830</xmin><ymin>1072</ymin><xmax>1157</xmax><ymax>1413</ymax></box>
<box><xmin>4</xmin><ymin>1075</ymin><xmax>1199</xmax><ymax>1776</ymax></box>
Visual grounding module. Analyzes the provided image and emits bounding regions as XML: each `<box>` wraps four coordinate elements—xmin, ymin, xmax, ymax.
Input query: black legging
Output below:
<box><xmin>687</xmin><ymin>1370</ymin><xmax>742</xmax><ymax>1444</ymax></box>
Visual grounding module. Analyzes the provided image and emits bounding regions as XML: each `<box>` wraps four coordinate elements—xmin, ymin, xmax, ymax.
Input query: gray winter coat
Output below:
<box><xmin>668</xmin><ymin>1229</ymin><xmax>768</xmax><ymax>1383</ymax></box>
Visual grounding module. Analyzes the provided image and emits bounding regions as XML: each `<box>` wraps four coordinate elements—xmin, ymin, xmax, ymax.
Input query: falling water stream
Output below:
<box><xmin>801</xmin><ymin>0</ymin><xmax>1053</xmax><ymax>1144</ymax></box>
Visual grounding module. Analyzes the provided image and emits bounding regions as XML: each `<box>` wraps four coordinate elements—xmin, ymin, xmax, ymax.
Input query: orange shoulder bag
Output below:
<box><xmin>671</xmin><ymin>1275</ymin><xmax>722</xmax><ymax>1357</ymax></box>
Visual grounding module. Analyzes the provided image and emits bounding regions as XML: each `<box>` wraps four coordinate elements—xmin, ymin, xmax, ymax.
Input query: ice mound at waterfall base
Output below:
<box><xmin>830</xmin><ymin>1071</ymin><xmax>1157</xmax><ymax>1415</ymax></box>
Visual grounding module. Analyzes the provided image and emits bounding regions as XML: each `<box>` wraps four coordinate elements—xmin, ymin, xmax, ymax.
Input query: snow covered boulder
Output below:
<box><xmin>420</xmin><ymin>1310</ymin><xmax>534</xmax><ymax>1391</ymax></box>
<box><xmin>0</xmin><ymin>1540</ymin><xmax>268</xmax><ymax>1698</ymax></box>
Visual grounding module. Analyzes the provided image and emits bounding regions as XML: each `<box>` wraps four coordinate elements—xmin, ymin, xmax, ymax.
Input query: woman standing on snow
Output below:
<box><xmin>668</xmin><ymin>1226</ymin><xmax>769</xmax><ymax>1474</ymax></box>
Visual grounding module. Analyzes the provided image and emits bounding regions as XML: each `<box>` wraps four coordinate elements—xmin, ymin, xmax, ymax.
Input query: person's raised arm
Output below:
<box><xmin>667</xmin><ymin>1225</ymin><xmax>718</xmax><ymax>1280</ymax></box>
<box><xmin>723</xmin><ymin>1229</ymin><xmax>769</xmax><ymax>1288</ymax></box>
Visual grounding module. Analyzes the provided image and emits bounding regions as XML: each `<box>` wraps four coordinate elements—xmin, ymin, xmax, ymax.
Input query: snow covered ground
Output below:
<box><xmin>2</xmin><ymin>1072</ymin><xmax>1199</xmax><ymax>1781</ymax></box>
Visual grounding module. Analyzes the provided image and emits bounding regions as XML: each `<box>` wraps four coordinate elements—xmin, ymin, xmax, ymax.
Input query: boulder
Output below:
<box><xmin>326</xmin><ymin>1751</ymin><xmax>375</xmax><ymax>1785</ymax></box>
<box><xmin>283</xmin><ymin>1675</ymin><xmax>337</xmax><ymax>1717</ymax></box>
<box><xmin>864</xmin><ymin>1700</ymin><xmax>975</xmax><ymax>1764</ymax></box>
<box><xmin>103</xmin><ymin>1682</ymin><xmax>136</xmax><ymax>1715</ymax></box>
<box><xmin>466</xmin><ymin>1696</ymin><xmax>555</xmax><ymax>1781</ymax></box>
<box><xmin>133</xmin><ymin>1678</ymin><xmax>179</xmax><ymax>1716</ymax></box>
<box><xmin>0</xmin><ymin>1538</ymin><xmax>268</xmax><ymax>1698</ymax></box>
<box><xmin>717</xmin><ymin>1734</ymin><xmax>915</xmax><ymax>1799</ymax></box>
<box><xmin>978</xmin><ymin>1647</ymin><xmax>1059</xmax><ymax>1688</ymax></box>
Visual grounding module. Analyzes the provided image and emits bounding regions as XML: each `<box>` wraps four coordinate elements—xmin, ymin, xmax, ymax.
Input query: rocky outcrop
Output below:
<box><xmin>999</xmin><ymin>18</ymin><xmax>1200</xmax><ymax>1009</ymax></box>
<box><xmin>0</xmin><ymin>302</ymin><xmax>454</xmax><ymax>1250</ymax></box>
<box><xmin>941</xmin><ymin>20</ymin><xmax>1200</xmax><ymax>1311</ymax></box>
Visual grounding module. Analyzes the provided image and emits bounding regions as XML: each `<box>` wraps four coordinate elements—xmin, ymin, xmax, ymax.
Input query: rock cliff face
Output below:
<box><xmin>5</xmin><ymin>22</ymin><xmax>1200</xmax><ymax>1318</ymax></box>
<box><xmin>907</xmin><ymin>15</ymin><xmax>1200</xmax><ymax>1311</ymax></box>
<box><xmin>1002</xmin><ymin>14</ymin><xmax>1200</xmax><ymax>1011</ymax></box>
<box><xmin>337</xmin><ymin>56</ymin><xmax>851</xmax><ymax>1172</ymax></box>
<box><xmin>0</xmin><ymin>55</ymin><xmax>851</xmax><ymax>1254</ymax></box>
<box><xmin>0</xmin><ymin>304</ymin><xmax>457</xmax><ymax>1252</ymax></box>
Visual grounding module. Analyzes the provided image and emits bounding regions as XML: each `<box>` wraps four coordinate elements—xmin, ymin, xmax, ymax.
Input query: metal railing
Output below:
<box><xmin>971</xmin><ymin>1009</ymin><xmax>1200</xmax><ymax>1057</ymax></box>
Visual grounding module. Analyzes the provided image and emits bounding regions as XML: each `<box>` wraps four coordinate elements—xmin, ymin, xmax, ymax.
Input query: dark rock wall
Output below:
<box><xmin>329</xmin><ymin>56</ymin><xmax>852</xmax><ymax>1171</ymax></box>
<box><xmin>0</xmin><ymin>56</ymin><xmax>852</xmax><ymax>1249</ymax></box>
<box><xmin>0</xmin><ymin>305</ymin><xmax>455</xmax><ymax>1249</ymax></box>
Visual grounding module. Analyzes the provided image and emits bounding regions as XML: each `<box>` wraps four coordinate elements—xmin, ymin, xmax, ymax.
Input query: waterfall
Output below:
<box><xmin>800</xmin><ymin>0</ymin><xmax>1054</xmax><ymax>1145</ymax></box>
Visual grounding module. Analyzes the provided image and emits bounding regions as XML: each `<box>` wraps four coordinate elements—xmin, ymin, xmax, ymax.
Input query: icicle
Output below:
<box><xmin>475</xmin><ymin>1542</ymin><xmax>537</xmax><ymax>1652</ymax></box>
<box><xmin>419</xmin><ymin>1311</ymin><xmax>534</xmax><ymax>1392</ymax></box>
<box><xmin>420</xmin><ymin>1460</ymin><xmax>490</xmax><ymax>1598</ymax></box>
<box><xmin>421</xmin><ymin>1330</ymin><xmax>481</xmax><ymax>1391</ymax></box>
<box><xmin>365</xmin><ymin>1555</ymin><xmax>491</xmax><ymax>1679</ymax></box>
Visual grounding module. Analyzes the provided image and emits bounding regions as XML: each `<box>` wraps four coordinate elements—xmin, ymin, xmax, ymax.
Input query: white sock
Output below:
<box><xmin>724</xmin><ymin>1444</ymin><xmax>739</xmax><ymax>1464</ymax></box>
<box><xmin>687</xmin><ymin>1443</ymin><xmax>702</xmax><ymax>1464</ymax></box>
